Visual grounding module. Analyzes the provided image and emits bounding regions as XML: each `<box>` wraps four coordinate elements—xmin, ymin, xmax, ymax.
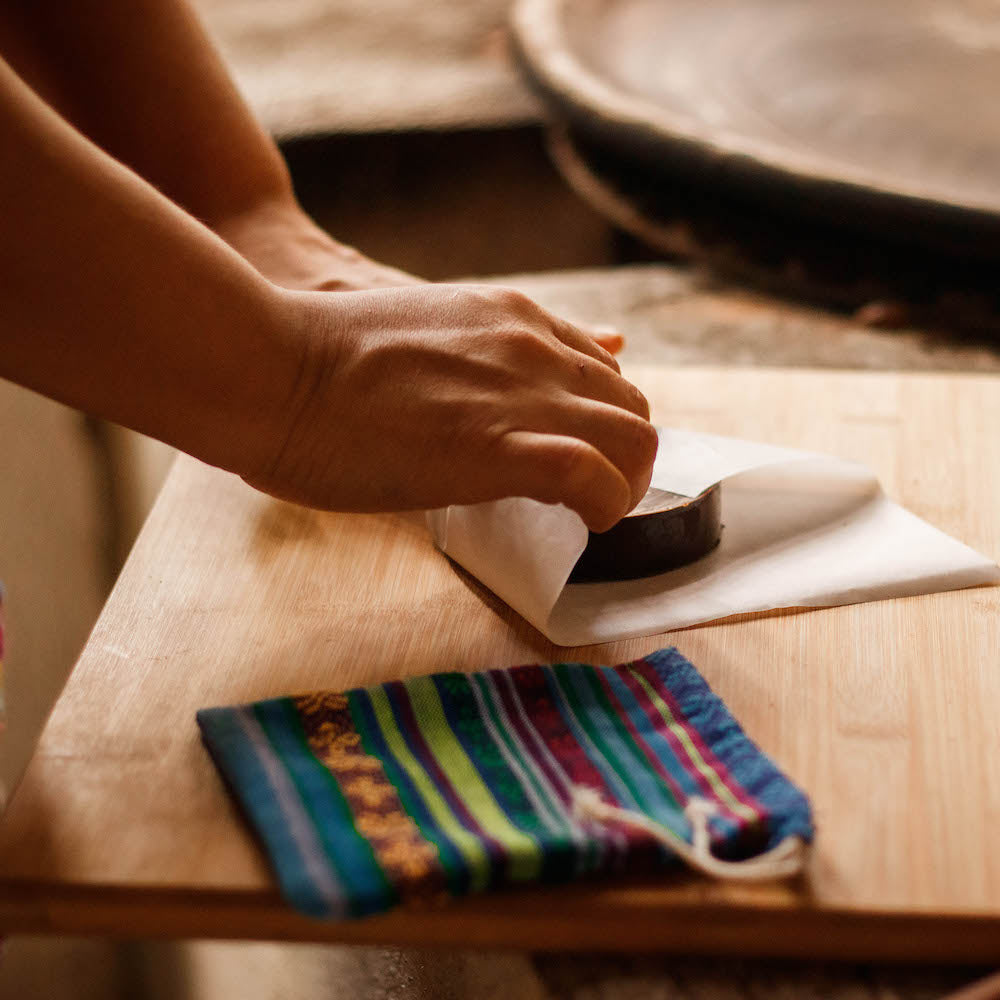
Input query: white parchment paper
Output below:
<box><xmin>427</xmin><ymin>429</ymin><xmax>1000</xmax><ymax>647</ymax></box>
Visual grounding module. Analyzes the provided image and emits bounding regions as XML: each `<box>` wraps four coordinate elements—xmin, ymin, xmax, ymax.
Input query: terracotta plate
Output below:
<box><xmin>512</xmin><ymin>0</ymin><xmax>1000</xmax><ymax>249</ymax></box>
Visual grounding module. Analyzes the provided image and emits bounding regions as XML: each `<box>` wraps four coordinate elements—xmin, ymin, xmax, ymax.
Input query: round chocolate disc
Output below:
<box><xmin>569</xmin><ymin>483</ymin><xmax>722</xmax><ymax>583</ymax></box>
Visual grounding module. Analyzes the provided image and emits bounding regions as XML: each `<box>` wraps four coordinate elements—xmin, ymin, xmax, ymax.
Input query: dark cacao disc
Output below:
<box><xmin>569</xmin><ymin>483</ymin><xmax>722</xmax><ymax>583</ymax></box>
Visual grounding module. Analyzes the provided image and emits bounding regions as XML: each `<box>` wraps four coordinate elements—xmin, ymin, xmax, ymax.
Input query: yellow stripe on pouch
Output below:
<box><xmin>627</xmin><ymin>667</ymin><xmax>758</xmax><ymax>823</ymax></box>
<box><xmin>366</xmin><ymin>684</ymin><xmax>492</xmax><ymax>891</ymax></box>
<box><xmin>404</xmin><ymin>675</ymin><xmax>543</xmax><ymax>882</ymax></box>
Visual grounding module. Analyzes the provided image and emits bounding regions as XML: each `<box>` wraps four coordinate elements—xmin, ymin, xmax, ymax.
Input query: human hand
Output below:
<box><xmin>247</xmin><ymin>283</ymin><xmax>656</xmax><ymax>532</ymax></box>
<box><xmin>213</xmin><ymin>199</ymin><xmax>626</xmax><ymax>358</ymax></box>
<box><xmin>0</xmin><ymin>28</ymin><xmax>637</xmax><ymax>521</ymax></box>
<box><xmin>213</xmin><ymin>197</ymin><xmax>420</xmax><ymax>294</ymax></box>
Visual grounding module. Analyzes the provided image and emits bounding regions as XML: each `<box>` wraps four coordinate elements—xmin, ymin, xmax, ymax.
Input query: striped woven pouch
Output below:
<box><xmin>197</xmin><ymin>647</ymin><xmax>813</xmax><ymax>919</ymax></box>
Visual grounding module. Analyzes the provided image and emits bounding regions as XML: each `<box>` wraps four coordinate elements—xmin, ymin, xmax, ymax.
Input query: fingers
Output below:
<box><xmin>490</xmin><ymin>404</ymin><xmax>659</xmax><ymax>530</ymax></box>
<box><xmin>479</xmin><ymin>292</ymin><xmax>654</xmax><ymax>514</ymax></box>
<box><xmin>554</xmin><ymin>350</ymin><xmax>651</xmax><ymax>423</ymax></box>
<box><xmin>495</xmin><ymin>431</ymin><xmax>633</xmax><ymax>533</ymax></box>
<box><xmin>574</xmin><ymin>321</ymin><xmax>625</xmax><ymax>356</ymax></box>
<box><xmin>485</xmin><ymin>311</ymin><xmax>648</xmax><ymax>423</ymax></box>
<box><xmin>588</xmin><ymin>328</ymin><xmax>625</xmax><ymax>355</ymax></box>
<box><xmin>485</xmin><ymin>287</ymin><xmax>622</xmax><ymax>374</ymax></box>
<box><xmin>538</xmin><ymin>398</ymin><xmax>658</xmax><ymax>511</ymax></box>
<box><xmin>504</xmin><ymin>297</ymin><xmax>646</xmax><ymax>420</ymax></box>
<box><xmin>548</xmin><ymin>313</ymin><xmax>622</xmax><ymax>374</ymax></box>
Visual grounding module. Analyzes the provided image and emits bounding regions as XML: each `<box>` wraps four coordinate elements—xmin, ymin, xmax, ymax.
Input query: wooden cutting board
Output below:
<box><xmin>1</xmin><ymin>366</ymin><xmax>999</xmax><ymax>960</ymax></box>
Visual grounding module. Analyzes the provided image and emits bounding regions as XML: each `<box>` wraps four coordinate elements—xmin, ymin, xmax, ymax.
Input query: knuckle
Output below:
<box><xmin>488</xmin><ymin>285</ymin><xmax>533</xmax><ymax>314</ymax></box>
<box><xmin>464</xmin><ymin>285</ymin><xmax>509</xmax><ymax>316</ymax></box>
<box><xmin>502</xmin><ymin>324</ymin><xmax>551</xmax><ymax>359</ymax></box>
<box><xmin>480</xmin><ymin>407</ymin><xmax>522</xmax><ymax>448</ymax></box>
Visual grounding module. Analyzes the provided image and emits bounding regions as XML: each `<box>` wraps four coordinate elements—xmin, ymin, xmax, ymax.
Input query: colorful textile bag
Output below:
<box><xmin>197</xmin><ymin>647</ymin><xmax>813</xmax><ymax>919</ymax></box>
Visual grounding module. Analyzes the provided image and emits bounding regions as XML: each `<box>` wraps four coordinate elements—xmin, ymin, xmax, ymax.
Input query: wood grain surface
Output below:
<box><xmin>1</xmin><ymin>366</ymin><xmax>999</xmax><ymax>960</ymax></box>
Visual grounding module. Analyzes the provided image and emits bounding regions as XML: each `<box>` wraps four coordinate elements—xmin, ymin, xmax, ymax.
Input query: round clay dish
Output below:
<box><xmin>511</xmin><ymin>0</ymin><xmax>1000</xmax><ymax>251</ymax></box>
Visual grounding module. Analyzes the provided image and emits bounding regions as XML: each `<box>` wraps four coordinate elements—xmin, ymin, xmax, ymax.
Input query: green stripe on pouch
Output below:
<box><xmin>404</xmin><ymin>675</ymin><xmax>543</xmax><ymax>882</ymax></box>
<box><xmin>367</xmin><ymin>683</ymin><xmax>493</xmax><ymax>892</ymax></box>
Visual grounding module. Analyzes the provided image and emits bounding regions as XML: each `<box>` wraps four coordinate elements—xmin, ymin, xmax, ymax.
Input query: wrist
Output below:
<box><xmin>151</xmin><ymin>277</ymin><xmax>307</xmax><ymax>485</ymax></box>
<box><xmin>211</xmin><ymin>196</ymin><xmax>420</xmax><ymax>293</ymax></box>
<box><xmin>238</xmin><ymin>285</ymin><xmax>347</xmax><ymax>500</ymax></box>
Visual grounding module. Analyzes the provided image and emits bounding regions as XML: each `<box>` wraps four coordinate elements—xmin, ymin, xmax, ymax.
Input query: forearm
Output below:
<box><xmin>0</xmin><ymin>56</ymin><xmax>298</xmax><ymax>477</ymax></box>
<box><xmin>0</xmin><ymin>0</ymin><xmax>291</xmax><ymax>225</ymax></box>
<box><xmin>0</xmin><ymin>0</ymin><xmax>418</xmax><ymax>291</ymax></box>
<box><xmin>0</xmin><ymin>56</ymin><xmax>651</xmax><ymax>528</ymax></box>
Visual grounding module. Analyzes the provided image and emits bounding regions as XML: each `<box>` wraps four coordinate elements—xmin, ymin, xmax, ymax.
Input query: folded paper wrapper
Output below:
<box><xmin>197</xmin><ymin>648</ymin><xmax>814</xmax><ymax>920</ymax></box>
<box><xmin>428</xmin><ymin>429</ymin><xmax>1000</xmax><ymax>647</ymax></box>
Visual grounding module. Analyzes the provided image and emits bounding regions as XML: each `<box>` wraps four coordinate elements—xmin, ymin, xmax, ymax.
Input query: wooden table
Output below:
<box><xmin>2</xmin><ymin>365</ymin><xmax>999</xmax><ymax>962</ymax></box>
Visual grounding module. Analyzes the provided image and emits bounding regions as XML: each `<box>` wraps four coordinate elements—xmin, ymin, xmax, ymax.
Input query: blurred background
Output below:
<box><xmin>2</xmin><ymin>0</ymin><xmax>999</xmax><ymax>996</ymax></box>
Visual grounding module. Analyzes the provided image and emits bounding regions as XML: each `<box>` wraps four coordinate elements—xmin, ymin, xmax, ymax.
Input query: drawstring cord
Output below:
<box><xmin>571</xmin><ymin>786</ymin><xmax>806</xmax><ymax>881</ymax></box>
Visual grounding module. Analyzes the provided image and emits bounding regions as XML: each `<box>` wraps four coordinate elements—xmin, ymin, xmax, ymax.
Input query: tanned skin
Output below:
<box><xmin>0</xmin><ymin>1</ymin><xmax>656</xmax><ymax>531</ymax></box>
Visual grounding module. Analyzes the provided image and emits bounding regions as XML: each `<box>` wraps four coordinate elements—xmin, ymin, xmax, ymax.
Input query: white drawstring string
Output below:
<box><xmin>571</xmin><ymin>786</ymin><xmax>806</xmax><ymax>882</ymax></box>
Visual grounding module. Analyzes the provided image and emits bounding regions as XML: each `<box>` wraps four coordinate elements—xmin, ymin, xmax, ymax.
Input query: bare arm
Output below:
<box><xmin>0</xmin><ymin>54</ymin><xmax>654</xmax><ymax>529</ymax></box>
<box><xmin>0</xmin><ymin>54</ymin><xmax>299</xmax><ymax>473</ymax></box>
<box><xmin>0</xmin><ymin>0</ymin><xmax>416</xmax><ymax>291</ymax></box>
<box><xmin>0</xmin><ymin>0</ymin><xmax>628</xmax><ymax>353</ymax></box>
